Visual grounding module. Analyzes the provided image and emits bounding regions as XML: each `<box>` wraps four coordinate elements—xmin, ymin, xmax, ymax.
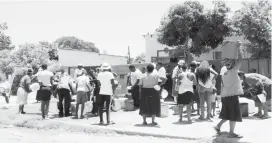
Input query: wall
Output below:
<box><xmin>58</xmin><ymin>49</ymin><xmax>127</xmax><ymax>67</ymax></box>
<box><xmin>144</xmin><ymin>33</ymin><xmax>170</xmax><ymax>63</ymax></box>
<box><xmin>192</xmin><ymin>36</ymin><xmax>250</xmax><ymax>61</ymax></box>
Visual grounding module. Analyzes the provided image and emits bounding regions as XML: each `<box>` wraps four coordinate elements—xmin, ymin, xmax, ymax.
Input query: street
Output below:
<box><xmin>0</xmin><ymin>124</ymin><xmax>197</xmax><ymax>143</ymax></box>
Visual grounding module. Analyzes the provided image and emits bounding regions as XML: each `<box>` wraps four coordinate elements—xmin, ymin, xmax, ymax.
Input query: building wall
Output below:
<box><xmin>58</xmin><ymin>49</ymin><xmax>127</xmax><ymax>67</ymax></box>
<box><xmin>144</xmin><ymin>33</ymin><xmax>170</xmax><ymax>63</ymax></box>
<box><xmin>144</xmin><ymin>34</ymin><xmax>250</xmax><ymax>62</ymax></box>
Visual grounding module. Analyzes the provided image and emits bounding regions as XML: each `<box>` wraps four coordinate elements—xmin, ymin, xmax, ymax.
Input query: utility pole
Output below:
<box><xmin>127</xmin><ymin>46</ymin><xmax>131</xmax><ymax>64</ymax></box>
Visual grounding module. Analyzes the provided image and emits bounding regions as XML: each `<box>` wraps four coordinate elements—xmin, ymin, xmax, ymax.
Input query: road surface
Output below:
<box><xmin>0</xmin><ymin>124</ymin><xmax>199</xmax><ymax>143</ymax></box>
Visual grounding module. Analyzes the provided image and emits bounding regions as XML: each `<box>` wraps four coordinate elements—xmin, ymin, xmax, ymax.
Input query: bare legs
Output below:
<box><xmin>178</xmin><ymin>103</ymin><xmax>192</xmax><ymax>123</ymax></box>
<box><xmin>18</xmin><ymin>105</ymin><xmax>25</xmax><ymax>114</ymax></box>
<box><xmin>75</xmin><ymin>104</ymin><xmax>85</xmax><ymax>119</ymax></box>
<box><xmin>142</xmin><ymin>115</ymin><xmax>157</xmax><ymax>125</ymax></box>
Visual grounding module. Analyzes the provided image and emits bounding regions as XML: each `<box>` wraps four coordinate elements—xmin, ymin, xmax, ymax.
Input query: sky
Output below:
<box><xmin>0</xmin><ymin>0</ymin><xmax>255</xmax><ymax>57</ymax></box>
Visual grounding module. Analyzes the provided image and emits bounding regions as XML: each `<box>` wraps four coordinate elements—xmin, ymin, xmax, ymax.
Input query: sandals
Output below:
<box><xmin>228</xmin><ymin>133</ymin><xmax>243</xmax><ymax>138</ymax></box>
<box><xmin>253</xmin><ymin>113</ymin><xmax>262</xmax><ymax>117</ymax></box>
<box><xmin>151</xmin><ymin>122</ymin><xmax>158</xmax><ymax>126</ymax></box>
<box><xmin>213</xmin><ymin>126</ymin><xmax>221</xmax><ymax>135</ymax></box>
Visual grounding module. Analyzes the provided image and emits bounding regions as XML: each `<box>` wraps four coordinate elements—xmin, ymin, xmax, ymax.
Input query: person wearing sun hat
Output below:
<box><xmin>97</xmin><ymin>63</ymin><xmax>115</xmax><ymax>125</ymax></box>
<box><xmin>16</xmin><ymin>68</ymin><xmax>33</xmax><ymax>114</ymax></box>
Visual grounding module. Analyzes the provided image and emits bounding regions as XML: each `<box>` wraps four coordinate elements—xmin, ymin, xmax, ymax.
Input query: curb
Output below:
<box><xmin>0</xmin><ymin>117</ymin><xmax>200</xmax><ymax>140</ymax></box>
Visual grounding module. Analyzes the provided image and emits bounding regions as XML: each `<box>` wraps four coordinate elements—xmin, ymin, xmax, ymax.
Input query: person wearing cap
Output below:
<box><xmin>172</xmin><ymin>60</ymin><xmax>185</xmax><ymax>99</ymax></box>
<box><xmin>74</xmin><ymin>63</ymin><xmax>84</xmax><ymax>79</ymax></box>
<box><xmin>36</xmin><ymin>64</ymin><xmax>54</xmax><ymax>119</ymax></box>
<box><xmin>128</xmin><ymin>65</ymin><xmax>142</xmax><ymax>109</ymax></box>
<box><xmin>97</xmin><ymin>63</ymin><xmax>115</xmax><ymax>125</ymax></box>
<box><xmin>16</xmin><ymin>68</ymin><xmax>33</xmax><ymax>114</ymax></box>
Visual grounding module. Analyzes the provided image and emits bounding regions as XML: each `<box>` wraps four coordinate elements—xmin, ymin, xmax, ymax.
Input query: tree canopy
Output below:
<box><xmin>0</xmin><ymin>22</ymin><xmax>14</xmax><ymax>51</ymax></box>
<box><xmin>157</xmin><ymin>1</ymin><xmax>232</xmax><ymax>56</ymax></box>
<box><xmin>55</xmin><ymin>36</ymin><xmax>100</xmax><ymax>53</ymax></box>
<box><xmin>232</xmin><ymin>0</ymin><xmax>271</xmax><ymax>59</ymax></box>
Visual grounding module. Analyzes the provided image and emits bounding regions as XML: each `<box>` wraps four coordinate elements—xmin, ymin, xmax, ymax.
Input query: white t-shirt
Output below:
<box><xmin>59</xmin><ymin>75</ymin><xmax>73</xmax><ymax>90</ymax></box>
<box><xmin>74</xmin><ymin>69</ymin><xmax>84</xmax><ymax>79</ymax></box>
<box><xmin>97</xmin><ymin>71</ymin><xmax>114</xmax><ymax>95</ymax></box>
<box><xmin>37</xmin><ymin>70</ymin><xmax>54</xmax><ymax>86</ymax></box>
<box><xmin>158</xmin><ymin>67</ymin><xmax>166</xmax><ymax>82</ymax></box>
<box><xmin>76</xmin><ymin>75</ymin><xmax>89</xmax><ymax>92</ymax></box>
<box><xmin>130</xmin><ymin>69</ymin><xmax>142</xmax><ymax>86</ymax></box>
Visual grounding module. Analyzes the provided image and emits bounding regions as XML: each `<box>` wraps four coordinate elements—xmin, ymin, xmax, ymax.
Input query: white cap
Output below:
<box><xmin>152</xmin><ymin>63</ymin><xmax>156</xmax><ymax>68</ymax></box>
<box><xmin>178</xmin><ymin>60</ymin><xmax>185</xmax><ymax>66</ymax></box>
<box><xmin>78</xmin><ymin>63</ymin><xmax>83</xmax><ymax>66</ymax></box>
<box><xmin>101</xmin><ymin>63</ymin><xmax>111</xmax><ymax>70</ymax></box>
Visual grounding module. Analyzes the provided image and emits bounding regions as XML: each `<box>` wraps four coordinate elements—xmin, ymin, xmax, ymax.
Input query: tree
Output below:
<box><xmin>134</xmin><ymin>53</ymin><xmax>145</xmax><ymax>63</ymax></box>
<box><xmin>232</xmin><ymin>0</ymin><xmax>271</xmax><ymax>59</ymax></box>
<box><xmin>55</xmin><ymin>36</ymin><xmax>100</xmax><ymax>53</ymax></box>
<box><xmin>157</xmin><ymin>1</ymin><xmax>232</xmax><ymax>57</ymax></box>
<box><xmin>39</xmin><ymin>41</ymin><xmax>59</xmax><ymax>61</ymax></box>
<box><xmin>0</xmin><ymin>22</ymin><xmax>14</xmax><ymax>50</ymax></box>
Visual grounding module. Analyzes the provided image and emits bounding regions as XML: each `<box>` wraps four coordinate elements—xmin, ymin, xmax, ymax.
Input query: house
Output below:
<box><xmin>58</xmin><ymin>48</ymin><xmax>127</xmax><ymax>68</ymax></box>
<box><xmin>144</xmin><ymin>33</ymin><xmax>250</xmax><ymax>62</ymax></box>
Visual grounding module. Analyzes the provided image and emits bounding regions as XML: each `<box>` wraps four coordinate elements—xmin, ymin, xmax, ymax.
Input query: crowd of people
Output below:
<box><xmin>0</xmin><ymin>41</ymin><xmax>270</xmax><ymax>138</ymax></box>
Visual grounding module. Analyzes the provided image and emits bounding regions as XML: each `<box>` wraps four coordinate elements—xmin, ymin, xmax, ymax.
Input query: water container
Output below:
<box><xmin>160</xmin><ymin>102</ymin><xmax>169</xmax><ymax>118</ymax></box>
<box><xmin>222</xmin><ymin>41</ymin><xmax>239</xmax><ymax>59</ymax></box>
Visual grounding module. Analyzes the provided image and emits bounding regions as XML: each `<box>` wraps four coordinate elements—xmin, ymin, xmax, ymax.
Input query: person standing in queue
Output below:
<box><xmin>128</xmin><ymin>65</ymin><xmax>142</xmax><ymax>109</ymax></box>
<box><xmin>139</xmin><ymin>64</ymin><xmax>167</xmax><ymax>125</ymax></box>
<box><xmin>164</xmin><ymin>65</ymin><xmax>173</xmax><ymax>101</ymax></box>
<box><xmin>157</xmin><ymin>62</ymin><xmax>167</xmax><ymax>98</ymax></box>
<box><xmin>177</xmin><ymin>62</ymin><xmax>197</xmax><ymax>123</ymax></box>
<box><xmin>74</xmin><ymin>63</ymin><xmax>84</xmax><ymax>79</ymax></box>
<box><xmin>37</xmin><ymin>64</ymin><xmax>54</xmax><ymax>119</ymax></box>
<box><xmin>190</xmin><ymin>61</ymin><xmax>200</xmax><ymax>115</ymax></box>
<box><xmin>172</xmin><ymin>60</ymin><xmax>185</xmax><ymax>101</ymax></box>
<box><xmin>97</xmin><ymin>63</ymin><xmax>115</xmax><ymax>125</ymax></box>
<box><xmin>74</xmin><ymin>70</ymin><xmax>90</xmax><ymax>119</ymax></box>
<box><xmin>58</xmin><ymin>69</ymin><xmax>74</xmax><ymax>117</ymax></box>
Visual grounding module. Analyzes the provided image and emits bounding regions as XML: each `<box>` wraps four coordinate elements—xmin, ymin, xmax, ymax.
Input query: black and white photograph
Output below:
<box><xmin>0</xmin><ymin>0</ymin><xmax>271</xmax><ymax>142</ymax></box>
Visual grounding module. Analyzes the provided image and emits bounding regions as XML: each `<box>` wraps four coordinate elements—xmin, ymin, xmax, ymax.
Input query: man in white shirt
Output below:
<box><xmin>97</xmin><ymin>63</ymin><xmax>115</xmax><ymax>125</ymax></box>
<box><xmin>172</xmin><ymin>60</ymin><xmax>185</xmax><ymax>98</ymax></box>
<box><xmin>58</xmin><ymin>70</ymin><xmax>74</xmax><ymax>117</ymax></box>
<box><xmin>37</xmin><ymin>64</ymin><xmax>54</xmax><ymax>119</ymax></box>
<box><xmin>128</xmin><ymin>65</ymin><xmax>142</xmax><ymax>108</ymax></box>
<box><xmin>74</xmin><ymin>70</ymin><xmax>90</xmax><ymax>119</ymax></box>
<box><xmin>74</xmin><ymin>63</ymin><xmax>84</xmax><ymax>79</ymax></box>
<box><xmin>157</xmin><ymin>62</ymin><xmax>167</xmax><ymax>98</ymax></box>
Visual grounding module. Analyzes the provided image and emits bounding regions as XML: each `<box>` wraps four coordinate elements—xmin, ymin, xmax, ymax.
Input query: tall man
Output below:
<box><xmin>37</xmin><ymin>64</ymin><xmax>54</xmax><ymax>119</ymax></box>
<box><xmin>128</xmin><ymin>65</ymin><xmax>142</xmax><ymax>109</ymax></box>
<box><xmin>97</xmin><ymin>63</ymin><xmax>115</xmax><ymax>125</ymax></box>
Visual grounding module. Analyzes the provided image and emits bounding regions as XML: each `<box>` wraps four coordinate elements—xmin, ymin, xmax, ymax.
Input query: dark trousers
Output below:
<box><xmin>57</xmin><ymin>88</ymin><xmax>71</xmax><ymax>116</ymax></box>
<box><xmin>41</xmin><ymin>100</ymin><xmax>50</xmax><ymax>118</ymax></box>
<box><xmin>98</xmin><ymin>95</ymin><xmax>111</xmax><ymax>122</ymax></box>
<box><xmin>1</xmin><ymin>92</ymin><xmax>9</xmax><ymax>103</ymax></box>
<box><xmin>131</xmin><ymin>86</ymin><xmax>140</xmax><ymax>108</ymax></box>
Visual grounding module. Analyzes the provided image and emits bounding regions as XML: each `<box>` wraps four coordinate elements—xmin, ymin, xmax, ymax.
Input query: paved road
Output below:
<box><xmin>0</xmin><ymin>124</ymin><xmax>198</xmax><ymax>143</ymax></box>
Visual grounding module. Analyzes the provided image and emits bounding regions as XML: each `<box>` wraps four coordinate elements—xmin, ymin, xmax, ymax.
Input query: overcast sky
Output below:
<box><xmin>0</xmin><ymin>0</ymin><xmax>255</xmax><ymax>57</ymax></box>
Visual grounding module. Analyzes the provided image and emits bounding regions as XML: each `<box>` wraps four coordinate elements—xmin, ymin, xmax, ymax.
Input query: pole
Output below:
<box><xmin>128</xmin><ymin>46</ymin><xmax>131</xmax><ymax>64</ymax></box>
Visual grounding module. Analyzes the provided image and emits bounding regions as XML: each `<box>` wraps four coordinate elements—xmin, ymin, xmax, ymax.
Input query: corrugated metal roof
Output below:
<box><xmin>58</xmin><ymin>49</ymin><xmax>127</xmax><ymax>67</ymax></box>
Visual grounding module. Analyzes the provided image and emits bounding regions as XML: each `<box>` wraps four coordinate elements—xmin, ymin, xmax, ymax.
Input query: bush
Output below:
<box><xmin>10</xmin><ymin>68</ymin><xmax>28</xmax><ymax>95</ymax></box>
